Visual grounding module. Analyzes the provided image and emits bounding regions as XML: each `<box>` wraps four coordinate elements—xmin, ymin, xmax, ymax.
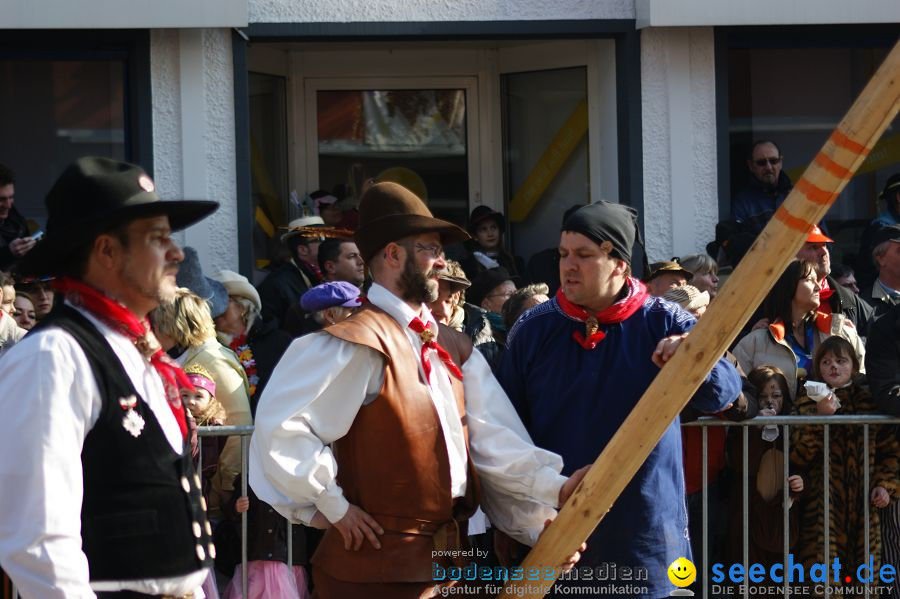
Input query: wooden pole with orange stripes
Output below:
<box><xmin>497</xmin><ymin>41</ymin><xmax>900</xmax><ymax>599</ymax></box>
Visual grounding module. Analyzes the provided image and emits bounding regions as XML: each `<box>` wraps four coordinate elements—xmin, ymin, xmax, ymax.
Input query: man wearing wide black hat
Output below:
<box><xmin>0</xmin><ymin>157</ymin><xmax>218</xmax><ymax>598</ymax></box>
<box><xmin>250</xmin><ymin>182</ymin><xmax>584</xmax><ymax>598</ymax></box>
<box><xmin>497</xmin><ymin>201</ymin><xmax>742</xmax><ymax>598</ymax></box>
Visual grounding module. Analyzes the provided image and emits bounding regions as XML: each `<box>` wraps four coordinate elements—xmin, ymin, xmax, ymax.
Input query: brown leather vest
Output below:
<box><xmin>311</xmin><ymin>306</ymin><xmax>482</xmax><ymax>583</ymax></box>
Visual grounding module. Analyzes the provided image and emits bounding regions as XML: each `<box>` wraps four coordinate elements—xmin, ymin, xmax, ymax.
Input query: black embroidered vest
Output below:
<box><xmin>34</xmin><ymin>306</ymin><xmax>214</xmax><ymax>581</ymax></box>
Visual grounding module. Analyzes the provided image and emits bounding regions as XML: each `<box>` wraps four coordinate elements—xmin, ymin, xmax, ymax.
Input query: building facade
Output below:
<box><xmin>1</xmin><ymin>0</ymin><xmax>898</xmax><ymax>278</ymax></box>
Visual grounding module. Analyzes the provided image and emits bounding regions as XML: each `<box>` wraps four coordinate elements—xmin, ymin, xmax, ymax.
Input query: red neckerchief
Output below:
<box><xmin>555</xmin><ymin>277</ymin><xmax>649</xmax><ymax>349</ymax></box>
<box><xmin>54</xmin><ymin>277</ymin><xmax>191</xmax><ymax>439</ymax></box>
<box><xmin>819</xmin><ymin>277</ymin><xmax>834</xmax><ymax>310</ymax></box>
<box><xmin>408</xmin><ymin>316</ymin><xmax>463</xmax><ymax>381</ymax></box>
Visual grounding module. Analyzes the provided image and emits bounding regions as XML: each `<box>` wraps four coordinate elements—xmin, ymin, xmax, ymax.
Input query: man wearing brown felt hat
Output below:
<box><xmin>0</xmin><ymin>157</ymin><xmax>218</xmax><ymax>598</ymax></box>
<box><xmin>251</xmin><ymin>181</ymin><xmax>587</xmax><ymax>598</ymax></box>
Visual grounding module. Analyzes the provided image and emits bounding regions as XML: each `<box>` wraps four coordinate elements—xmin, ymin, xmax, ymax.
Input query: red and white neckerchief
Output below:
<box><xmin>555</xmin><ymin>277</ymin><xmax>649</xmax><ymax>350</ymax></box>
<box><xmin>54</xmin><ymin>277</ymin><xmax>192</xmax><ymax>440</ymax></box>
<box><xmin>407</xmin><ymin>316</ymin><xmax>463</xmax><ymax>382</ymax></box>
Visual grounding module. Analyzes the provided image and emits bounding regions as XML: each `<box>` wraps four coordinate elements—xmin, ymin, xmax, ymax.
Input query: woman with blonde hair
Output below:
<box><xmin>151</xmin><ymin>287</ymin><xmax>252</xmax><ymax>520</ymax></box>
<box><xmin>679</xmin><ymin>253</ymin><xmax>720</xmax><ymax>298</ymax></box>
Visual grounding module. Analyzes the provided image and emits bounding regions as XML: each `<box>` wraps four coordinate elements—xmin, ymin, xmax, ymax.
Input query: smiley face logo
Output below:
<box><xmin>668</xmin><ymin>557</ymin><xmax>696</xmax><ymax>587</ymax></box>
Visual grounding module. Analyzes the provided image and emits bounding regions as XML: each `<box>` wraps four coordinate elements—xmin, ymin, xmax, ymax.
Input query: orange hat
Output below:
<box><xmin>807</xmin><ymin>225</ymin><xmax>833</xmax><ymax>243</ymax></box>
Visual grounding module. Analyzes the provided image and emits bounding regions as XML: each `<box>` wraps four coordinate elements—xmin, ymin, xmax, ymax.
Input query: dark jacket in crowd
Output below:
<box><xmin>257</xmin><ymin>259</ymin><xmax>321</xmax><ymax>329</ymax></box>
<box><xmin>526</xmin><ymin>247</ymin><xmax>560</xmax><ymax>296</ymax></box>
<box><xmin>459</xmin><ymin>241</ymin><xmax>526</xmax><ymax>284</ymax></box>
<box><xmin>855</xmin><ymin>211</ymin><xmax>899</xmax><ymax>293</ymax></box>
<box><xmin>860</xmin><ymin>279</ymin><xmax>899</xmax><ymax>324</ymax></box>
<box><xmin>826</xmin><ymin>274</ymin><xmax>874</xmax><ymax>337</ymax></box>
<box><xmin>245</xmin><ymin>316</ymin><xmax>292</xmax><ymax>414</ymax></box>
<box><xmin>226</xmin><ymin>475</ymin><xmax>309</xmax><ymax>566</ymax></box>
<box><xmin>731</xmin><ymin>171</ymin><xmax>793</xmax><ymax>234</ymax></box>
<box><xmin>461</xmin><ymin>302</ymin><xmax>503</xmax><ymax>373</ymax></box>
<box><xmin>0</xmin><ymin>206</ymin><xmax>29</xmax><ymax>271</ymax></box>
<box><xmin>866</xmin><ymin>302</ymin><xmax>900</xmax><ymax>416</ymax></box>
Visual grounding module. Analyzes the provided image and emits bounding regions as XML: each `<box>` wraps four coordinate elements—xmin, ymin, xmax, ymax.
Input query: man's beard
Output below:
<box><xmin>119</xmin><ymin>261</ymin><xmax>179</xmax><ymax>309</ymax></box>
<box><xmin>398</xmin><ymin>254</ymin><xmax>439</xmax><ymax>304</ymax></box>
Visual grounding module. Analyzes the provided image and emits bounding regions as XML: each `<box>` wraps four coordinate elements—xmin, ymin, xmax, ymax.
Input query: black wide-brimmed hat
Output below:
<box><xmin>354</xmin><ymin>182</ymin><xmax>469</xmax><ymax>261</ymax></box>
<box><xmin>468</xmin><ymin>267</ymin><xmax>514</xmax><ymax>308</ymax></box>
<box><xmin>18</xmin><ymin>157</ymin><xmax>218</xmax><ymax>276</ymax></box>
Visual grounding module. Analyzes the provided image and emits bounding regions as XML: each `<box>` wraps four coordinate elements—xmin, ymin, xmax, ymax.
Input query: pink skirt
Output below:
<box><xmin>201</xmin><ymin>569</ymin><xmax>220</xmax><ymax>599</ymax></box>
<box><xmin>222</xmin><ymin>561</ymin><xmax>310</xmax><ymax>599</ymax></box>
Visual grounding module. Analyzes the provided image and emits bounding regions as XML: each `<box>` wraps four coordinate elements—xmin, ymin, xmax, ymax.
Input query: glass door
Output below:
<box><xmin>502</xmin><ymin>66</ymin><xmax>590</xmax><ymax>269</ymax></box>
<box><xmin>305</xmin><ymin>78</ymin><xmax>480</xmax><ymax>228</ymax></box>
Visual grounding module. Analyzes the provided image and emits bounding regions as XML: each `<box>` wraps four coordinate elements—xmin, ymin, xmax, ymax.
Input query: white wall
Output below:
<box><xmin>151</xmin><ymin>28</ymin><xmax>239</xmax><ymax>274</ymax></box>
<box><xmin>250</xmin><ymin>0</ymin><xmax>633</xmax><ymax>23</ymax></box>
<box><xmin>637</xmin><ymin>0</ymin><xmax>900</xmax><ymax>28</ymax></box>
<box><xmin>0</xmin><ymin>0</ymin><xmax>246</xmax><ymax>28</ymax></box>
<box><xmin>641</xmin><ymin>27</ymin><xmax>718</xmax><ymax>262</ymax></box>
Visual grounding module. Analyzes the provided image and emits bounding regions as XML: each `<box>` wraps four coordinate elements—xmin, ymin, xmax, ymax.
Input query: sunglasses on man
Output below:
<box><xmin>753</xmin><ymin>157</ymin><xmax>782</xmax><ymax>167</ymax></box>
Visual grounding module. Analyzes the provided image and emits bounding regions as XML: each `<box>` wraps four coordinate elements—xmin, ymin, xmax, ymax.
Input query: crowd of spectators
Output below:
<box><xmin>1</xmin><ymin>152</ymin><xmax>899</xmax><ymax>599</ymax></box>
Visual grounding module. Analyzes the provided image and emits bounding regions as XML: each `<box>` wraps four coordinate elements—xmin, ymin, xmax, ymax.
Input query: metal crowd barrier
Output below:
<box><xmin>683</xmin><ymin>414</ymin><xmax>900</xmax><ymax>599</ymax></box>
<box><xmin>9</xmin><ymin>425</ymin><xmax>259</xmax><ymax>599</ymax></box>
<box><xmin>10</xmin><ymin>417</ymin><xmax>900</xmax><ymax>599</ymax></box>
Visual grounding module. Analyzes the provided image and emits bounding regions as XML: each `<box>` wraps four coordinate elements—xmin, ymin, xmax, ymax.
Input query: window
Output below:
<box><xmin>725</xmin><ymin>40</ymin><xmax>898</xmax><ymax>265</ymax></box>
<box><xmin>314</xmin><ymin>88</ymin><xmax>470</xmax><ymax>225</ymax></box>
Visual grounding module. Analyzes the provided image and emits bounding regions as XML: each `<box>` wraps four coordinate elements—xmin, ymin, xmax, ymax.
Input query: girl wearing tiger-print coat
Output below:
<box><xmin>791</xmin><ymin>368</ymin><xmax>900</xmax><ymax>597</ymax></box>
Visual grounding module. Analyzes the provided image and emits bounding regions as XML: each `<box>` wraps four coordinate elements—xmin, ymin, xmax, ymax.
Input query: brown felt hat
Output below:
<box><xmin>354</xmin><ymin>182</ymin><xmax>469</xmax><ymax>261</ymax></box>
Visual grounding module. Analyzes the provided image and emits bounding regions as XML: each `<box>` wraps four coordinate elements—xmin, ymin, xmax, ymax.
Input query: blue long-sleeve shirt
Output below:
<box><xmin>498</xmin><ymin>295</ymin><xmax>741</xmax><ymax>598</ymax></box>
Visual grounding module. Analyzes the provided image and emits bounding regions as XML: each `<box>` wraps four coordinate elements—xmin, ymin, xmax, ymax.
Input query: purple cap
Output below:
<box><xmin>300</xmin><ymin>281</ymin><xmax>363</xmax><ymax>312</ymax></box>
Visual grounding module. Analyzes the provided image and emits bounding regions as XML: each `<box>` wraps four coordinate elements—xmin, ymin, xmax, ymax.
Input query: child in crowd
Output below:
<box><xmin>221</xmin><ymin>475</ymin><xmax>310</xmax><ymax>599</ymax></box>
<box><xmin>726</xmin><ymin>366</ymin><xmax>804</xmax><ymax>594</ymax></box>
<box><xmin>181</xmin><ymin>363</ymin><xmax>226</xmax><ymax>599</ymax></box>
<box><xmin>791</xmin><ymin>337</ymin><xmax>900</xmax><ymax>586</ymax></box>
<box><xmin>459</xmin><ymin>206</ymin><xmax>525</xmax><ymax>281</ymax></box>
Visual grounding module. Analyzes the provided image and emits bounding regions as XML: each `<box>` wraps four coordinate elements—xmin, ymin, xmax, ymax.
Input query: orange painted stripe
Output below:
<box><xmin>829</xmin><ymin>130</ymin><xmax>869</xmax><ymax>156</ymax></box>
<box><xmin>813</xmin><ymin>152</ymin><xmax>852</xmax><ymax>180</ymax></box>
<box><xmin>795</xmin><ymin>177</ymin><xmax>837</xmax><ymax>206</ymax></box>
<box><xmin>774</xmin><ymin>206</ymin><xmax>812</xmax><ymax>233</ymax></box>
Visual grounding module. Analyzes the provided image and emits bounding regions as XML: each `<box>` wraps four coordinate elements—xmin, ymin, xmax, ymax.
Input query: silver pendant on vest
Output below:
<box><xmin>119</xmin><ymin>394</ymin><xmax>145</xmax><ymax>438</ymax></box>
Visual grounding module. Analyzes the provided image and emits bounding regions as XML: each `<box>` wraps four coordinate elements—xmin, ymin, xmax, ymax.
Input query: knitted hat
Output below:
<box><xmin>562</xmin><ymin>201</ymin><xmax>639</xmax><ymax>265</ymax></box>
<box><xmin>175</xmin><ymin>247</ymin><xmax>228</xmax><ymax>319</ymax></box>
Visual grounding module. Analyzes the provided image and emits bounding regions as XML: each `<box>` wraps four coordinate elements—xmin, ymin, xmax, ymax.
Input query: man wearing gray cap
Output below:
<box><xmin>498</xmin><ymin>201</ymin><xmax>742</xmax><ymax>598</ymax></box>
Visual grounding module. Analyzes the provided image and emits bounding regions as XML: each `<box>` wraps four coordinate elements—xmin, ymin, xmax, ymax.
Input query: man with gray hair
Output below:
<box><xmin>861</xmin><ymin>224</ymin><xmax>900</xmax><ymax>320</ymax></box>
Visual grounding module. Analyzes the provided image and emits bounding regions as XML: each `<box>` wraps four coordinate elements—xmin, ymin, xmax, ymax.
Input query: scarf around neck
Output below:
<box><xmin>555</xmin><ymin>277</ymin><xmax>649</xmax><ymax>349</ymax></box>
<box><xmin>54</xmin><ymin>277</ymin><xmax>192</xmax><ymax>439</ymax></box>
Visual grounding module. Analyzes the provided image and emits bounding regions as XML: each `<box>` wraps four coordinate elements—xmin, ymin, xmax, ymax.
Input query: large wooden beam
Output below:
<box><xmin>499</xmin><ymin>40</ymin><xmax>900</xmax><ymax>599</ymax></box>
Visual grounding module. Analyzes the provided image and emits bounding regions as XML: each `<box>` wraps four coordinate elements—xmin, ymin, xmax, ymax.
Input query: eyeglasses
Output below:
<box><xmin>413</xmin><ymin>243</ymin><xmax>443</xmax><ymax>259</ymax></box>
<box><xmin>753</xmin><ymin>157</ymin><xmax>782</xmax><ymax>167</ymax></box>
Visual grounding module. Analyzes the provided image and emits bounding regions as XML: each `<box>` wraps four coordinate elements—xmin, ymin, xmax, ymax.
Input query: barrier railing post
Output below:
<box><xmin>241</xmin><ymin>433</ymin><xmax>249</xmax><ymax>599</ymax></box>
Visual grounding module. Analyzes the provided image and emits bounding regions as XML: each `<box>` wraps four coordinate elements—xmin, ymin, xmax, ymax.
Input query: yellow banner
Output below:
<box><xmin>509</xmin><ymin>98</ymin><xmax>589</xmax><ymax>223</ymax></box>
